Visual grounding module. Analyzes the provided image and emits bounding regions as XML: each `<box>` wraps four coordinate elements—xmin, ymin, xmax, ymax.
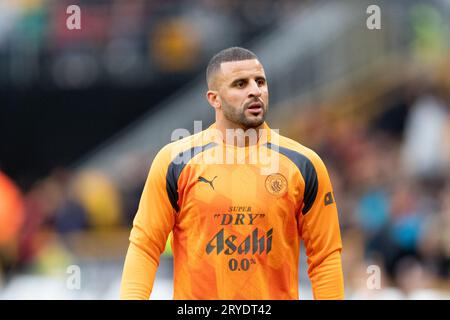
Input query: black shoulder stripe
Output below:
<box><xmin>166</xmin><ymin>142</ymin><xmax>217</xmax><ymax>212</ymax></box>
<box><xmin>264</xmin><ymin>143</ymin><xmax>318</xmax><ymax>215</ymax></box>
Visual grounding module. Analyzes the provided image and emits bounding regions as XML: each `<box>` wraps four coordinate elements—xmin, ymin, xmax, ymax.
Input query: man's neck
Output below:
<box><xmin>214</xmin><ymin>121</ymin><xmax>265</xmax><ymax>148</ymax></box>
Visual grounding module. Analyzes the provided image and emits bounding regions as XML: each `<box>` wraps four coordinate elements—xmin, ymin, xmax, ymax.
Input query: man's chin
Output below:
<box><xmin>242</xmin><ymin>116</ymin><xmax>265</xmax><ymax>129</ymax></box>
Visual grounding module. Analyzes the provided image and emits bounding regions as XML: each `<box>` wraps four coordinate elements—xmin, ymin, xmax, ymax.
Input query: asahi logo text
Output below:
<box><xmin>206</xmin><ymin>206</ymin><xmax>272</xmax><ymax>271</ymax></box>
<box><xmin>206</xmin><ymin>227</ymin><xmax>273</xmax><ymax>256</ymax></box>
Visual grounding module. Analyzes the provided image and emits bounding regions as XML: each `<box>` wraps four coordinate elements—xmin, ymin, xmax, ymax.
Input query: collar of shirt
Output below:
<box><xmin>204</xmin><ymin>122</ymin><xmax>273</xmax><ymax>148</ymax></box>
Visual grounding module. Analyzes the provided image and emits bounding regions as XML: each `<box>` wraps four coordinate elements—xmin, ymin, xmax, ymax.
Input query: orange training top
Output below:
<box><xmin>120</xmin><ymin>122</ymin><xmax>344</xmax><ymax>299</ymax></box>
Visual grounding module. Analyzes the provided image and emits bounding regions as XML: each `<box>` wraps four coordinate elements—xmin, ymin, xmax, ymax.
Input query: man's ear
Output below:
<box><xmin>206</xmin><ymin>90</ymin><xmax>221</xmax><ymax>110</ymax></box>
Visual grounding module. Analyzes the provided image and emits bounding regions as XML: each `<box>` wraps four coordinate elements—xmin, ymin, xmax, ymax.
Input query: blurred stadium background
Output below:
<box><xmin>0</xmin><ymin>0</ymin><xmax>449</xmax><ymax>299</ymax></box>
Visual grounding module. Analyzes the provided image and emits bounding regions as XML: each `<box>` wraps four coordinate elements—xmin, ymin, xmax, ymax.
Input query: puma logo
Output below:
<box><xmin>198</xmin><ymin>176</ymin><xmax>218</xmax><ymax>190</ymax></box>
<box><xmin>324</xmin><ymin>191</ymin><xmax>334</xmax><ymax>206</ymax></box>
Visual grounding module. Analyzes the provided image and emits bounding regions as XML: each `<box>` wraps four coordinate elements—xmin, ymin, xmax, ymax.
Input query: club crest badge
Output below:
<box><xmin>265</xmin><ymin>173</ymin><xmax>288</xmax><ymax>197</ymax></box>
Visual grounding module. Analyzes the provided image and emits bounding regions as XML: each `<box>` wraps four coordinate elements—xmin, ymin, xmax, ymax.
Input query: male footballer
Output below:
<box><xmin>120</xmin><ymin>47</ymin><xmax>344</xmax><ymax>299</ymax></box>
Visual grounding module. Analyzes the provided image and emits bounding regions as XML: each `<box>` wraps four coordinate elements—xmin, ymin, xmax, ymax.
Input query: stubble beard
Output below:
<box><xmin>221</xmin><ymin>100</ymin><xmax>267</xmax><ymax>129</ymax></box>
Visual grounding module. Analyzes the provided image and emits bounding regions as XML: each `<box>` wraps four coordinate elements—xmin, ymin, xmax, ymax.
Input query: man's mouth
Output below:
<box><xmin>246</xmin><ymin>101</ymin><xmax>263</xmax><ymax>115</ymax></box>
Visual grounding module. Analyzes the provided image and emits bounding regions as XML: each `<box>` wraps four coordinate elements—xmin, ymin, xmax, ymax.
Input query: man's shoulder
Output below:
<box><xmin>153</xmin><ymin>129</ymin><xmax>211</xmax><ymax>164</ymax></box>
<box><xmin>273</xmin><ymin>133</ymin><xmax>324</xmax><ymax>166</ymax></box>
<box><xmin>271</xmin><ymin>133</ymin><xmax>332</xmax><ymax>181</ymax></box>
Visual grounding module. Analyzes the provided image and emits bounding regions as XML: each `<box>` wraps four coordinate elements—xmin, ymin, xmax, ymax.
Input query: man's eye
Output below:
<box><xmin>257</xmin><ymin>79</ymin><xmax>265</xmax><ymax>86</ymax></box>
<box><xmin>236</xmin><ymin>81</ymin><xmax>245</xmax><ymax>88</ymax></box>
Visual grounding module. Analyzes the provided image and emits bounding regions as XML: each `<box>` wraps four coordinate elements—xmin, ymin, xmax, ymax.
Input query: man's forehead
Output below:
<box><xmin>219</xmin><ymin>59</ymin><xmax>265</xmax><ymax>78</ymax></box>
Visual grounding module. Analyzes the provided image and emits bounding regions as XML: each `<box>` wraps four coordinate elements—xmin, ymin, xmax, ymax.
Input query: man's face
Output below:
<box><xmin>212</xmin><ymin>59</ymin><xmax>269</xmax><ymax>129</ymax></box>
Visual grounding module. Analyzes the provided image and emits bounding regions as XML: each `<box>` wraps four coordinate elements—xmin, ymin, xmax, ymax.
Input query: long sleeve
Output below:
<box><xmin>298</xmin><ymin>152</ymin><xmax>344</xmax><ymax>300</ymax></box>
<box><xmin>120</xmin><ymin>147</ymin><xmax>176</xmax><ymax>299</ymax></box>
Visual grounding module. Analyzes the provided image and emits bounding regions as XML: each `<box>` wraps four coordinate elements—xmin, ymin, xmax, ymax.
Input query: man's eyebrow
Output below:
<box><xmin>229</xmin><ymin>75</ymin><xmax>266</xmax><ymax>85</ymax></box>
<box><xmin>229</xmin><ymin>78</ymin><xmax>248</xmax><ymax>85</ymax></box>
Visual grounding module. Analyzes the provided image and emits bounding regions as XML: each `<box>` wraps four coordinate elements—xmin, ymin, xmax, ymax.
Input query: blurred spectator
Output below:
<box><xmin>371</xmin><ymin>84</ymin><xmax>417</xmax><ymax>140</ymax></box>
<box><xmin>383</xmin><ymin>182</ymin><xmax>429</xmax><ymax>280</ymax></box>
<box><xmin>419</xmin><ymin>181</ymin><xmax>450</xmax><ymax>280</ymax></box>
<box><xmin>18</xmin><ymin>169</ymin><xmax>68</xmax><ymax>269</ymax></box>
<box><xmin>410</xmin><ymin>3</ymin><xmax>449</xmax><ymax>65</ymax></box>
<box><xmin>401</xmin><ymin>86</ymin><xmax>450</xmax><ymax>180</ymax></box>
<box><xmin>70</xmin><ymin>169</ymin><xmax>123</xmax><ymax>230</ymax></box>
<box><xmin>54</xmin><ymin>200</ymin><xmax>89</xmax><ymax>234</ymax></box>
<box><xmin>151</xmin><ymin>17</ymin><xmax>201</xmax><ymax>73</ymax></box>
<box><xmin>394</xmin><ymin>256</ymin><xmax>437</xmax><ymax>298</ymax></box>
<box><xmin>112</xmin><ymin>153</ymin><xmax>149</xmax><ymax>226</ymax></box>
<box><xmin>0</xmin><ymin>171</ymin><xmax>24</xmax><ymax>281</ymax></box>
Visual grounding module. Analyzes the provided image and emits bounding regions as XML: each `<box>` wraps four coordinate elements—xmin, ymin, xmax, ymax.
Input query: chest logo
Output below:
<box><xmin>265</xmin><ymin>173</ymin><xmax>288</xmax><ymax>197</ymax></box>
<box><xmin>198</xmin><ymin>175</ymin><xmax>218</xmax><ymax>190</ymax></box>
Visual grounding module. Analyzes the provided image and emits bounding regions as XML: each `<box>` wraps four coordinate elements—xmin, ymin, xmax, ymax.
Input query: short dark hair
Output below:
<box><xmin>206</xmin><ymin>47</ymin><xmax>259</xmax><ymax>87</ymax></box>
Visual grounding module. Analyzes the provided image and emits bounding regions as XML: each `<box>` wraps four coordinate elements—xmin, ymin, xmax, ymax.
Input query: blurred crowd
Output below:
<box><xmin>286</xmin><ymin>79</ymin><xmax>450</xmax><ymax>298</ymax></box>
<box><xmin>0</xmin><ymin>0</ymin><xmax>303</xmax><ymax>88</ymax></box>
<box><xmin>0</xmin><ymin>163</ymin><xmax>147</xmax><ymax>285</ymax></box>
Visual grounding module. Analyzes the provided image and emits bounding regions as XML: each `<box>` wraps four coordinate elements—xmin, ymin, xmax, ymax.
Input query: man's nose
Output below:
<box><xmin>248</xmin><ymin>80</ymin><xmax>262</xmax><ymax>98</ymax></box>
